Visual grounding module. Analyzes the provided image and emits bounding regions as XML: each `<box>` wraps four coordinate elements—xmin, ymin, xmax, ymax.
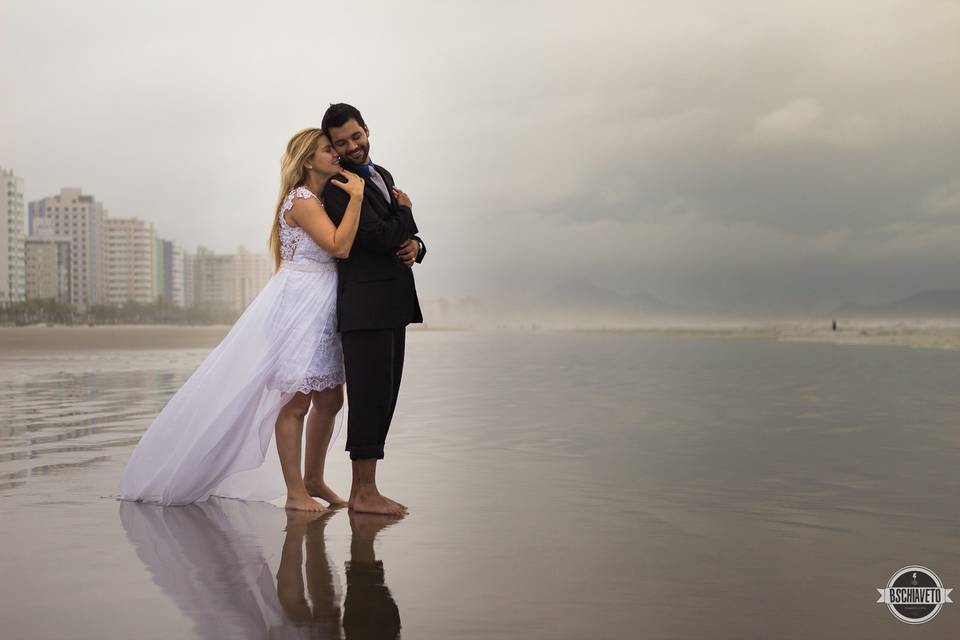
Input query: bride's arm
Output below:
<box><xmin>288</xmin><ymin>172</ymin><xmax>364</xmax><ymax>259</ymax></box>
<box><xmin>322</xmin><ymin>179</ymin><xmax>413</xmax><ymax>253</ymax></box>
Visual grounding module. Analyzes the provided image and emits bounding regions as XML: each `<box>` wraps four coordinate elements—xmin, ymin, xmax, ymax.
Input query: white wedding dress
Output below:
<box><xmin>119</xmin><ymin>186</ymin><xmax>345</xmax><ymax>505</ymax></box>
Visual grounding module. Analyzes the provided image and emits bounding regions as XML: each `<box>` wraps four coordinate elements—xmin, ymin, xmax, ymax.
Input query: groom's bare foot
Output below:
<box><xmin>350</xmin><ymin>489</ymin><xmax>408</xmax><ymax>515</ymax></box>
<box><xmin>285</xmin><ymin>493</ymin><xmax>328</xmax><ymax>513</ymax></box>
<box><xmin>348</xmin><ymin>486</ymin><xmax>408</xmax><ymax>513</ymax></box>
<box><xmin>381</xmin><ymin>495</ymin><xmax>408</xmax><ymax>512</ymax></box>
<box><xmin>304</xmin><ymin>480</ymin><xmax>348</xmax><ymax>507</ymax></box>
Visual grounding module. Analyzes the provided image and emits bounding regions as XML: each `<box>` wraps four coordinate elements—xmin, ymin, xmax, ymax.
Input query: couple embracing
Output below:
<box><xmin>119</xmin><ymin>103</ymin><xmax>424</xmax><ymax>516</ymax></box>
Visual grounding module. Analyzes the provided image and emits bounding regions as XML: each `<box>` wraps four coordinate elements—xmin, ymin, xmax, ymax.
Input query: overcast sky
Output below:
<box><xmin>2</xmin><ymin>0</ymin><xmax>959</xmax><ymax>312</ymax></box>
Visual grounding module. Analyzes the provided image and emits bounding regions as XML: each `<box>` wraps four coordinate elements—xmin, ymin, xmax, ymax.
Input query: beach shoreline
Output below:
<box><xmin>0</xmin><ymin>324</ymin><xmax>234</xmax><ymax>351</ymax></box>
<box><xmin>3</xmin><ymin>319</ymin><xmax>960</xmax><ymax>352</ymax></box>
<box><xmin>568</xmin><ymin>318</ymin><xmax>960</xmax><ymax>351</ymax></box>
<box><xmin>0</xmin><ymin>323</ymin><xmax>462</xmax><ymax>352</ymax></box>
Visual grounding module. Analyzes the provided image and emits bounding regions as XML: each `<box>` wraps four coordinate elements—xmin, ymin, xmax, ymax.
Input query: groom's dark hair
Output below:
<box><xmin>322</xmin><ymin>103</ymin><xmax>367</xmax><ymax>132</ymax></box>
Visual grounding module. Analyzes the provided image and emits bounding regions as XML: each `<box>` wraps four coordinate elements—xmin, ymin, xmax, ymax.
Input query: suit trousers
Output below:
<box><xmin>341</xmin><ymin>327</ymin><xmax>406</xmax><ymax>460</ymax></box>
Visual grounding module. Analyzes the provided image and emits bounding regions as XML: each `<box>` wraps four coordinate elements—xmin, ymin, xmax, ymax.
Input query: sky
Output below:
<box><xmin>2</xmin><ymin>0</ymin><xmax>959</xmax><ymax>313</ymax></box>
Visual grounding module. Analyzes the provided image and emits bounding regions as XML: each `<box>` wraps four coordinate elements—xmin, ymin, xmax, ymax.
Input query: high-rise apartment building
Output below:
<box><xmin>234</xmin><ymin>246</ymin><xmax>273</xmax><ymax>310</ymax></box>
<box><xmin>25</xmin><ymin>218</ymin><xmax>72</xmax><ymax>304</ymax></box>
<box><xmin>183</xmin><ymin>251</ymin><xmax>196</xmax><ymax>308</ymax></box>
<box><xmin>28</xmin><ymin>188</ymin><xmax>105</xmax><ymax>309</ymax></box>
<box><xmin>155</xmin><ymin>238</ymin><xmax>185</xmax><ymax>307</ymax></box>
<box><xmin>190</xmin><ymin>246</ymin><xmax>234</xmax><ymax>308</ymax></box>
<box><xmin>184</xmin><ymin>246</ymin><xmax>272</xmax><ymax>312</ymax></box>
<box><xmin>104</xmin><ymin>217</ymin><xmax>155</xmax><ymax>305</ymax></box>
<box><xmin>0</xmin><ymin>167</ymin><xmax>26</xmax><ymax>303</ymax></box>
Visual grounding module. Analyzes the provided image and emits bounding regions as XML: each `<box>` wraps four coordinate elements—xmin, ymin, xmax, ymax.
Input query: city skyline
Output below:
<box><xmin>8</xmin><ymin>170</ymin><xmax>960</xmax><ymax>322</ymax></box>
<box><xmin>4</xmin><ymin>168</ymin><xmax>274</xmax><ymax>312</ymax></box>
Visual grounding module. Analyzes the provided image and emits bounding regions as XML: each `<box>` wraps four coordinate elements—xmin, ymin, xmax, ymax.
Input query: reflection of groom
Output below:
<box><xmin>321</xmin><ymin>103</ymin><xmax>425</xmax><ymax>516</ymax></box>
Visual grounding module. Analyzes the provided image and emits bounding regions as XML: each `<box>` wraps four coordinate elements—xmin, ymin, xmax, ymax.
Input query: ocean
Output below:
<box><xmin>1</xmin><ymin>328</ymin><xmax>958</xmax><ymax>638</ymax></box>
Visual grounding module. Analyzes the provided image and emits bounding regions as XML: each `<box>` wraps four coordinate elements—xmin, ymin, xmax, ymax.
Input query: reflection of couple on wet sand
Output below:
<box><xmin>119</xmin><ymin>103</ymin><xmax>424</xmax><ymax>516</ymax></box>
<box><xmin>119</xmin><ymin>498</ymin><xmax>402</xmax><ymax>639</ymax></box>
<box><xmin>280</xmin><ymin>511</ymin><xmax>401</xmax><ymax>639</ymax></box>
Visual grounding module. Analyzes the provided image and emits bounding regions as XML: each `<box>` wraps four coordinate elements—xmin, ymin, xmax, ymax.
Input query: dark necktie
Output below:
<box><xmin>348</xmin><ymin>161</ymin><xmax>391</xmax><ymax>202</ymax></box>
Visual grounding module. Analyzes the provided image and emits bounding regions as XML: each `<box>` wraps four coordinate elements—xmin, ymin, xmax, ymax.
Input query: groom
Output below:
<box><xmin>321</xmin><ymin>103</ymin><xmax>425</xmax><ymax>516</ymax></box>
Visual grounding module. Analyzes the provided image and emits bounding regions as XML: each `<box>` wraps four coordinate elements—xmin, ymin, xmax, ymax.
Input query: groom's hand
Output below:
<box><xmin>396</xmin><ymin>239</ymin><xmax>420</xmax><ymax>267</ymax></box>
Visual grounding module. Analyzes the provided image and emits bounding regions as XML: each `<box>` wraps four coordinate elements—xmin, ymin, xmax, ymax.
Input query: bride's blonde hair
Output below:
<box><xmin>268</xmin><ymin>128</ymin><xmax>327</xmax><ymax>270</ymax></box>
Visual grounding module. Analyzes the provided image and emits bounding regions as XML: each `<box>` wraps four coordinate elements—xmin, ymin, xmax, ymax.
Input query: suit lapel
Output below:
<box><xmin>363</xmin><ymin>178</ymin><xmax>389</xmax><ymax>213</ymax></box>
<box><xmin>365</xmin><ymin>165</ymin><xmax>397</xmax><ymax>212</ymax></box>
<box><xmin>375</xmin><ymin>164</ymin><xmax>397</xmax><ymax>208</ymax></box>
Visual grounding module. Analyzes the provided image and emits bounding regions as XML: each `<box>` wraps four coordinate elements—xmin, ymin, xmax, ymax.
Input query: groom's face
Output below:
<box><xmin>328</xmin><ymin>118</ymin><xmax>370</xmax><ymax>166</ymax></box>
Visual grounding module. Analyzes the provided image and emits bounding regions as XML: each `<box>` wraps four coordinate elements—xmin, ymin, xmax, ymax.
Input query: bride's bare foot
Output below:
<box><xmin>285</xmin><ymin>492</ymin><xmax>328</xmax><ymax>513</ymax></box>
<box><xmin>350</xmin><ymin>487</ymin><xmax>408</xmax><ymax>515</ymax></box>
<box><xmin>304</xmin><ymin>480</ymin><xmax>348</xmax><ymax>507</ymax></box>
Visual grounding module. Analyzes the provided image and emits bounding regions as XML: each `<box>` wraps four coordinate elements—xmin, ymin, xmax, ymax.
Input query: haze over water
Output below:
<box><xmin>1</xmin><ymin>330</ymin><xmax>959</xmax><ymax>638</ymax></box>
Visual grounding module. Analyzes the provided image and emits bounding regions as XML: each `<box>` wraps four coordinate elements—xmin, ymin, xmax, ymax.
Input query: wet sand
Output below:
<box><xmin>0</xmin><ymin>325</ymin><xmax>232</xmax><ymax>351</ymax></box>
<box><xmin>2</xmin><ymin>331</ymin><xmax>959</xmax><ymax>638</ymax></box>
<box><xmin>0</xmin><ymin>323</ymin><xmax>445</xmax><ymax>353</ymax></box>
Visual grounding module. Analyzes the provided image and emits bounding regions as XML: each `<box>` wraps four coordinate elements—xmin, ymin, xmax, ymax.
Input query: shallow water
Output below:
<box><xmin>1</xmin><ymin>330</ymin><xmax>959</xmax><ymax>638</ymax></box>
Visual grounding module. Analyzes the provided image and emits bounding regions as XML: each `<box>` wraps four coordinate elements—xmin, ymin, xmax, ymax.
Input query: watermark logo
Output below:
<box><xmin>877</xmin><ymin>565</ymin><xmax>953</xmax><ymax>624</ymax></box>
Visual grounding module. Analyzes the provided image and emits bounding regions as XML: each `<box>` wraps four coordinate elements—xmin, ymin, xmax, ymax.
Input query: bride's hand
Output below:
<box><xmin>392</xmin><ymin>187</ymin><xmax>412</xmax><ymax>208</ymax></box>
<box><xmin>330</xmin><ymin>170</ymin><xmax>365</xmax><ymax>198</ymax></box>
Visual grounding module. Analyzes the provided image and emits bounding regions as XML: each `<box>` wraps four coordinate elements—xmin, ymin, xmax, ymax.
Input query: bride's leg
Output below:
<box><xmin>304</xmin><ymin>385</ymin><xmax>348</xmax><ymax>507</ymax></box>
<box><xmin>276</xmin><ymin>392</ymin><xmax>326</xmax><ymax>512</ymax></box>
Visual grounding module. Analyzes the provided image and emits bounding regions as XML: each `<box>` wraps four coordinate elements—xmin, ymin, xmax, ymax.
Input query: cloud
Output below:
<box><xmin>2</xmin><ymin>0</ymin><xmax>960</xmax><ymax>312</ymax></box>
<box><xmin>745</xmin><ymin>99</ymin><xmax>876</xmax><ymax>150</ymax></box>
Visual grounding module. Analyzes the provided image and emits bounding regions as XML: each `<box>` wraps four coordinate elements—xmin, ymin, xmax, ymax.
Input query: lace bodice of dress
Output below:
<box><xmin>278</xmin><ymin>186</ymin><xmax>336</xmax><ymax>263</ymax></box>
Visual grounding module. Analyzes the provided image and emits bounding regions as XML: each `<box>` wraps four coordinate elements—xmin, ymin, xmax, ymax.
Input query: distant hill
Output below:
<box><xmin>537</xmin><ymin>278</ymin><xmax>675</xmax><ymax>314</ymax></box>
<box><xmin>835</xmin><ymin>289</ymin><xmax>960</xmax><ymax>317</ymax></box>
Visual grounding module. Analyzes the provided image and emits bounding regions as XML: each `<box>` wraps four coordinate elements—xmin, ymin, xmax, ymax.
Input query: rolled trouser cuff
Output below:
<box><xmin>348</xmin><ymin>444</ymin><xmax>385</xmax><ymax>460</ymax></box>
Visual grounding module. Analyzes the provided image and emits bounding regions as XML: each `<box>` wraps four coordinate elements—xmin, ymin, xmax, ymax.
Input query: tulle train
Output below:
<box><xmin>119</xmin><ymin>267</ymin><xmax>343</xmax><ymax>505</ymax></box>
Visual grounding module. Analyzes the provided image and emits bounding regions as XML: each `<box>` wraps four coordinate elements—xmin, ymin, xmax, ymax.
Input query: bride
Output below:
<box><xmin>119</xmin><ymin>128</ymin><xmax>364</xmax><ymax>512</ymax></box>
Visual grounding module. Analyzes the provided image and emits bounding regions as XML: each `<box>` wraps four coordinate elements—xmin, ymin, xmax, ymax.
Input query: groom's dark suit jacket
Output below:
<box><xmin>322</xmin><ymin>164</ymin><xmax>425</xmax><ymax>332</ymax></box>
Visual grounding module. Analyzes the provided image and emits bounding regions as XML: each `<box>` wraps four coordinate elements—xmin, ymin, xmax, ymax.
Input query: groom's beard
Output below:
<box><xmin>342</xmin><ymin>144</ymin><xmax>369</xmax><ymax>167</ymax></box>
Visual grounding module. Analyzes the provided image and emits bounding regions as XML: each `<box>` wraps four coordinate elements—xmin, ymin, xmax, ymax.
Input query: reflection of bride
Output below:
<box><xmin>119</xmin><ymin>498</ymin><xmax>402</xmax><ymax>639</ymax></box>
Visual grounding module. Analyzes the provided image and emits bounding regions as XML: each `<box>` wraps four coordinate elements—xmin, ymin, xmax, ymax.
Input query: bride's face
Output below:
<box><xmin>308</xmin><ymin>135</ymin><xmax>341</xmax><ymax>176</ymax></box>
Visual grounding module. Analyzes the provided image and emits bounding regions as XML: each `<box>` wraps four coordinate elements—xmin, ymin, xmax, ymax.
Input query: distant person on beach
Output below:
<box><xmin>120</xmin><ymin>128</ymin><xmax>365</xmax><ymax>512</ymax></box>
<box><xmin>320</xmin><ymin>103</ymin><xmax>426</xmax><ymax>516</ymax></box>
